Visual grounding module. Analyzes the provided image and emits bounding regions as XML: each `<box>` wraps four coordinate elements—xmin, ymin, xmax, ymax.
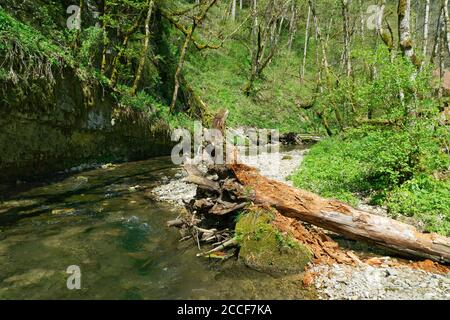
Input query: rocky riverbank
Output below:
<box><xmin>309</xmin><ymin>263</ymin><xmax>450</xmax><ymax>300</ymax></box>
<box><xmin>151</xmin><ymin>147</ymin><xmax>450</xmax><ymax>300</ymax></box>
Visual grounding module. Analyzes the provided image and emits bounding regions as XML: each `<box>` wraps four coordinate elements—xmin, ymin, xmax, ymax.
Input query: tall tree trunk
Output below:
<box><xmin>231</xmin><ymin>0</ymin><xmax>237</xmax><ymax>21</ymax></box>
<box><xmin>170</xmin><ymin>0</ymin><xmax>218</xmax><ymax>112</ymax></box>
<box><xmin>341</xmin><ymin>0</ymin><xmax>352</xmax><ymax>77</ymax></box>
<box><xmin>100</xmin><ymin>2</ymin><xmax>109</xmax><ymax>75</ymax></box>
<box><xmin>358</xmin><ymin>0</ymin><xmax>365</xmax><ymax>41</ymax></box>
<box><xmin>252</xmin><ymin>0</ymin><xmax>259</xmax><ymax>37</ymax></box>
<box><xmin>300</xmin><ymin>3</ymin><xmax>311</xmax><ymax>82</ymax></box>
<box><xmin>431</xmin><ymin>9</ymin><xmax>443</xmax><ymax>64</ymax></box>
<box><xmin>309</xmin><ymin>2</ymin><xmax>333</xmax><ymax>136</ymax></box>
<box><xmin>170</xmin><ymin>30</ymin><xmax>194</xmax><ymax>113</ymax></box>
<box><xmin>439</xmin><ymin>9</ymin><xmax>446</xmax><ymax>99</ymax></box>
<box><xmin>131</xmin><ymin>0</ymin><xmax>154</xmax><ymax>96</ymax></box>
<box><xmin>109</xmin><ymin>16</ymin><xmax>143</xmax><ymax>89</ymax></box>
<box><xmin>244</xmin><ymin>0</ymin><xmax>284</xmax><ymax>95</ymax></box>
<box><xmin>287</xmin><ymin>0</ymin><xmax>297</xmax><ymax>51</ymax></box>
<box><xmin>398</xmin><ymin>0</ymin><xmax>420</xmax><ymax>67</ymax></box>
<box><xmin>423</xmin><ymin>0</ymin><xmax>430</xmax><ymax>57</ymax></box>
<box><xmin>442</xmin><ymin>0</ymin><xmax>450</xmax><ymax>56</ymax></box>
<box><xmin>309</xmin><ymin>0</ymin><xmax>329</xmax><ymax>72</ymax></box>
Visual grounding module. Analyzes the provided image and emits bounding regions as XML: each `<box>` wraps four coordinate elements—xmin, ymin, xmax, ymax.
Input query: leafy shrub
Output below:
<box><xmin>293</xmin><ymin>126</ymin><xmax>449</xmax><ymax>234</ymax></box>
<box><xmin>293</xmin><ymin>47</ymin><xmax>449</xmax><ymax>235</ymax></box>
<box><xmin>292</xmin><ymin>137</ymin><xmax>366</xmax><ymax>206</ymax></box>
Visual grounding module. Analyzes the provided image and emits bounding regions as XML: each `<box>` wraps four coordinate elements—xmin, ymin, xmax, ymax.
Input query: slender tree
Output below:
<box><xmin>442</xmin><ymin>0</ymin><xmax>450</xmax><ymax>56</ymax></box>
<box><xmin>423</xmin><ymin>0</ymin><xmax>430</xmax><ymax>56</ymax></box>
<box><xmin>131</xmin><ymin>0</ymin><xmax>155</xmax><ymax>96</ymax></box>
<box><xmin>231</xmin><ymin>0</ymin><xmax>237</xmax><ymax>21</ymax></box>
<box><xmin>287</xmin><ymin>0</ymin><xmax>298</xmax><ymax>51</ymax></box>
<box><xmin>110</xmin><ymin>14</ymin><xmax>144</xmax><ymax>88</ymax></box>
<box><xmin>300</xmin><ymin>3</ymin><xmax>311</xmax><ymax>82</ymax></box>
<box><xmin>170</xmin><ymin>0</ymin><xmax>218</xmax><ymax>113</ymax></box>
<box><xmin>341</xmin><ymin>0</ymin><xmax>352</xmax><ymax>77</ymax></box>
<box><xmin>431</xmin><ymin>8</ymin><xmax>443</xmax><ymax>65</ymax></box>
<box><xmin>398</xmin><ymin>0</ymin><xmax>420</xmax><ymax>67</ymax></box>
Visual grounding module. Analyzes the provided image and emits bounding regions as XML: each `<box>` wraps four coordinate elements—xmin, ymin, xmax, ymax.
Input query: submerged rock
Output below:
<box><xmin>3</xmin><ymin>269</ymin><xmax>58</xmax><ymax>287</ymax></box>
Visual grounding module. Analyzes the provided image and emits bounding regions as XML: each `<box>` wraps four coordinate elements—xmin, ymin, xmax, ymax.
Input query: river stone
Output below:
<box><xmin>236</xmin><ymin>208</ymin><xmax>312</xmax><ymax>275</ymax></box>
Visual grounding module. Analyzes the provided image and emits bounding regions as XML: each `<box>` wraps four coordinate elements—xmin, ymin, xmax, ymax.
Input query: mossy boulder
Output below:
<box><xmin>235</xmin><ymin>208</ymin><xmax>312</xmax><ymax>275</ymax></box>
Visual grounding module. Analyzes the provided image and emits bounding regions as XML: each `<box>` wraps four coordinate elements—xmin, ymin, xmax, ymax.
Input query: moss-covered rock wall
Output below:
<box><xmin>0</xmin><ymin>68</ymin><xmax>173</xmax><ymax>183</ymax></box>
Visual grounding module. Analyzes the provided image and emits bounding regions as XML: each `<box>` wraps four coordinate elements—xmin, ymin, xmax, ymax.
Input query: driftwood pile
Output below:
<box><xmin>168</xmin><ymin>162</ymin><xmax>450</xmax><ymax>264</ymax></box>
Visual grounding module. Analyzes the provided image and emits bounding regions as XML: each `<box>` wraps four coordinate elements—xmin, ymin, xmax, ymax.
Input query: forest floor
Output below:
<box><xmin>152</xmin><ymin>145</ymin><xmax>450</xmax><ymax>300</ymax></box>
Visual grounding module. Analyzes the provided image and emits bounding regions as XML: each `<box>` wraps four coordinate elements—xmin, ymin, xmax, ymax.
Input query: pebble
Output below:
<box><xmin>309</xmin><ymin>264</ymin><xmax>450</xmax><ymax>300</ymax></box>
<box><xmin>152</xmin><ymin>179</ymin><xmax>197</xmax><ymax>206</ymax></box>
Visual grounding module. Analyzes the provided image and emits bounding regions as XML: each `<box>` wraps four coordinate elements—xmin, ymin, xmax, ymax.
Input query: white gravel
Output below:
<box><xmin>239</xmin><ymin>148</ymin><xmax>308</xmax><ymax>186</ymax></box>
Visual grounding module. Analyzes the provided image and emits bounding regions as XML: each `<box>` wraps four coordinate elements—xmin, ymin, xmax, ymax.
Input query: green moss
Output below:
<box><xmin>235</xmin><ymin>208</ymin><xmax>312</xmax><ymax>275</ymax></box>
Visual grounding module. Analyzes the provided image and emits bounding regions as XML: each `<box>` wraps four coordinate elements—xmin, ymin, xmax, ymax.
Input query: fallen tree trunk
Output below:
<box><xmin>229</xmin><ymin>164</ymin><xmax>450</xmax><ymax>263</ymax></box>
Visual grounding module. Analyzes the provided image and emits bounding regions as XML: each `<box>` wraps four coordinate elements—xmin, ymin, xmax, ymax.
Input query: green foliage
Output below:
<box><xmin>293</xmin><ymin>125</ymin><xmax>449</xmax><ymax>234</ymax></box>
<box><xmin>0</xmin><ymin>8</ymin><xmax>67</xmax><ymax>72</ymax></box>
<box><xmin>186</xmin><ymin>43</ymin><xmax>317</xmax><ymax>133</ymax></box>
<box><xmin>386</xmin><ymin>175</ymin><xmax>450</xmax><ymax>235</ymax></box>
<box><xmin>182</xmin><ymin>3</ymin><xmax>318</xmax><ymax>133</ymax></box>
<box><xmin>78</xmin><ymin>27</ymin><xmax>103</xmax><ymax>69</ymax></box>
<box><xmin>293</xmin><ymin>135</ymin><xmax>367</xmax><ymax>206</ymax></box>
<box><xmin>119</xmin><ymin>90</ymin><xmax>194</xmax><ymax>129</ymax></box>
<box><xmin>314</xmin><ymin>48</ymin><xmax>439</xmax><ymax>131</ymax></box>
<box><xmin>293</xmin><ymin>45</ymin><xmax>449</xmax><ymax>235</ymax></box>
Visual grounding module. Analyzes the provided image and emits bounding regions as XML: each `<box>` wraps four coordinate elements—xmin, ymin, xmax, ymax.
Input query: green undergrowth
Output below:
<box><xmin>0</xmin><ymin>8</ymin><xmax>186</xmax><ymax>130</ymax></box>
<box><xmin>293</xmin><ymin>126</ymin><xmax>450</xmax><ymax>235</ymax></box>
<box><xmin>186</xmin><ymin>47</ymin><xmax>317</xmax><ymax>133</ymax></box>
<box><xmin>0</xmin><ymin>8</ymin><xmax>70</xmax><ymax>82</ymax></box>
<box><xmin>183</xmin><ymin>6</ymin><xmax>319</xmax><ymax>133</ymax></box>
<box><xmin>118</xmin><ymin>91</ymin><xmax>195</xmax><ymax>130</ymax></box>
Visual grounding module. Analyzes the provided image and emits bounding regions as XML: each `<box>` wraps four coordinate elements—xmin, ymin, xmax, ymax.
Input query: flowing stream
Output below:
<box><xmin>0</xmin><ymin>156</ymin><xmax>314</xmax><ymax>299</ymax></box>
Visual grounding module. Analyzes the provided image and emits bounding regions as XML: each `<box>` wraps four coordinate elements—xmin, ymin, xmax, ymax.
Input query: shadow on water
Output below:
<box><xmin>0</xmin><ymin>156</ymin><xmax>315</xmax><ymax>300</ymax></box>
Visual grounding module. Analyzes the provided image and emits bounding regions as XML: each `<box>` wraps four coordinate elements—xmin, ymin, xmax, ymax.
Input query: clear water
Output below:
<box><xmin>0</xmin><ymin>157</ymin><xmax>314</xmax><ymax>300</ymax></box>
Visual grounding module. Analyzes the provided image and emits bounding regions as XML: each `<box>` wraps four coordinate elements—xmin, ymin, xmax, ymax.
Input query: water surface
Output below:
<box><xmin>0</xmin><ymin>157</ymin><xmax>314</xmax><ymax>299</ymax></box>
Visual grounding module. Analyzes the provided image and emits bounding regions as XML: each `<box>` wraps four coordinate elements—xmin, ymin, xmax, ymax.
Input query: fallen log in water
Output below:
<box><xmin>230</xmin><ymin>164</ymin><xmax>450</xmax><ymax>263</ymax></box>
<box><xmin>175</xmin><ymin>162</ymin><xmax>450</xmax><ymax>263</ymax></box>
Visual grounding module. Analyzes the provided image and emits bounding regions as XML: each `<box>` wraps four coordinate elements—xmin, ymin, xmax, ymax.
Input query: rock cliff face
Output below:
<box><xmin>0</xmin><ymin>68</ymin><xmax>173</xmax><ymax>183</ymax></box>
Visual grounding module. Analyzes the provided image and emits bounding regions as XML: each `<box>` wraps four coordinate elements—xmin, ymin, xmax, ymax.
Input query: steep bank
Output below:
<box><xmin>0</xmin><ymin>3</ymin><xmax>177</xmax><ymax>183</ymax></box>
<box><xmin>0</xmin><ymin>67</ymin><xmax>173</xmax><ymax>183</ymax></box>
